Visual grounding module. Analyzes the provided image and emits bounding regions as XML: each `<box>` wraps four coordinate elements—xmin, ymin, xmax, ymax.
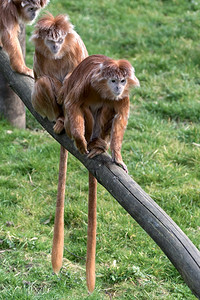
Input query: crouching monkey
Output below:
<box><xmin>58</xmin><ymin>54</ymin><xmax>140</xmax><ymax>292</ymax></box>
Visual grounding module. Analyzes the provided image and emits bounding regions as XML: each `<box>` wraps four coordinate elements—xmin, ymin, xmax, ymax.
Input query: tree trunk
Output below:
<box><xmin>0</xmin><ymin>23</ymin><xmax>26</xmax><ymax>129</ymax></box>
<box><xmin>0</xmin><ymin>48</ymin><xmax>199</xmax><ymax>299</ymax></box>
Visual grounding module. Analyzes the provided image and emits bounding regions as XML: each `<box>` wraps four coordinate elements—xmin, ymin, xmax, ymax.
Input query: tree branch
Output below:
<box><xmin>0</xmin><ymin>47</ymin><xmax>199</xmax><ymax>299</ymax></box>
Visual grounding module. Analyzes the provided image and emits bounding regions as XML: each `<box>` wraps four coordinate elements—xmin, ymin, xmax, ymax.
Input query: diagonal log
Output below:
<box><xmin>0</xmin><ymin>47</ymin><xmax>199</xmax><ymax>299</ymax></box>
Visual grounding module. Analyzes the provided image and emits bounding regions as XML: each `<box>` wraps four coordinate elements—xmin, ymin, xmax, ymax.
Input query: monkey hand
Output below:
<box><xmin>25</xmin><ymin>68</ymin><xmax>34</xmax><ymax>78</ymax></box>
<box><xmin>15</xmin><ymin>66</ymin><xmax>34</xmax><ymax>78</ymax></box>
<box><xmin>75</xmin><ymin>137</ymin><xmax>88</xmax><ymax>155</ymax></box>
<box><xmin>53</xmin><ymin>117</ymin><xmax>64</xmax><ymax>134</ymax></box>
<box><xmin>112</xmin><ymin>152</ymin><xmax>128</xmax><ymax>173</ymax></box>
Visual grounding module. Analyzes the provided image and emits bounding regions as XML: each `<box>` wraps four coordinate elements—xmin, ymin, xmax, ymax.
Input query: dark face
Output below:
<box><xmin>21</xmin><ymin>3</ymin><xmax>40</xmax><ymax>23</ymax></box>
<box><xmin>107</xmin><ymin>77</ymin><xmax>127</xmax><ymax>98</ymax></box>
<box><xmin>44</xmin><ymin>36</ymin><xmax>65</xmax><ymax>55</ymax></box>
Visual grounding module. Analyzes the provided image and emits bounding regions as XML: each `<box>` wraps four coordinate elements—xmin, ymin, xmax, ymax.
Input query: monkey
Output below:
<box><xmin>59</xmin><ymin>54</ymin><xmax>140</xmax><ymax>172</ymax></box>
<box><xmin>31</xmin><ymin>13</ymin><xmax>88</xmax><ymax>133</ymax></box>
<box><xmin>0</xmin><ymin>0</ymin><xmax>49</xmax><ymax>77</ymax></box>
<box><xmin>58</xmin><ymin>54</ymin><xmax>140</xmax><ymax>292</ymax></box>
<box><xmin>30</xmin><ymin>13</ymin><xmax>88</xmax><ymax>275</ymax></box>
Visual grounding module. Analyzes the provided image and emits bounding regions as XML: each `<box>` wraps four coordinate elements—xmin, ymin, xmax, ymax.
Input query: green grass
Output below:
<box><xmin>1</xmin><ymin>0</ymin><xmax>200</xmax><ymax>299</ymax></box>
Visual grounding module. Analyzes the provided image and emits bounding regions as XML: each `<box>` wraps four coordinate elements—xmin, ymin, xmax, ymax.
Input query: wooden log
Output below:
<box><xmin>0</xmin><ymin>48</ymin><xmax>199</xmax><ymax>299</ymax></box>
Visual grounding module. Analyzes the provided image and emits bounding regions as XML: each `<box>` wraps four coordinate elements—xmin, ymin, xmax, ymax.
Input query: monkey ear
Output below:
<box><xmin>130</xmin><ymin>67</ymin><xmax>135</xmax><ymax>79</ymax></box>
<box><xmin>40</xmin><ymin>0</ymin><xmax>50</xmax><ymax>7</ymax></box>
<box><xmin>30</xmin><ymin>32</ymin><xmax>40</xmax><ymax>42</ymax></box>
<box><xmin>130</xmin><ymin>67</ymin><xmax>140</xmax><ymax>87</ymax></box>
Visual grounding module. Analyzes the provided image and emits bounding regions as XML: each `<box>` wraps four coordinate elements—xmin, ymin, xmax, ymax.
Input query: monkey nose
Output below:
<box><xmin>115</xmin><ymin>87</ymin><xmax>122</xmax><ymax>95</ymax></box>
<box><xmin>53</xmin><ymin>46</ymin><xmax>59</xmax><ymax>53</ymax></box>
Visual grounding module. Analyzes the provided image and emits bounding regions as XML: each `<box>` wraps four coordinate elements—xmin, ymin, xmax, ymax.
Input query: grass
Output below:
<box><xmin>1</xmin><ymin>0</ymin><xmax>200</xmax><ymax>299</ymax></box>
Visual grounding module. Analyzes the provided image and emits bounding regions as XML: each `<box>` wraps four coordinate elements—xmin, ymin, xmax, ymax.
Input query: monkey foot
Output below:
<box><xmin>53</xmin><ymin>117</ymin><xmax>64</xmax><ymax>134</ymax></box>
<box><xmin>88</xmin><ymin>138</ymin><xmax>108</xmax><ymax>159</ymax></box>
<box><xmin>88</xmin><ymin>147</ymin><xmax>105</xmax><ymax>158</ymax></box>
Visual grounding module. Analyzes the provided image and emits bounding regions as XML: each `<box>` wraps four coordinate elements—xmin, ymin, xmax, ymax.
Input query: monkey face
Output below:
<box><xmin>21</xmin><ymin>3</ymin><xmax>41</xmax><ymax>23</ymax></box>
<box><xmin>107</xmin><ymin>77</ymin><xmax>127</xmax><ymax>98</ymax></box>
<box><xmin>44</xmin><ymin>37</ymin><xmax>65</xmax><ymax>56</ymax></box>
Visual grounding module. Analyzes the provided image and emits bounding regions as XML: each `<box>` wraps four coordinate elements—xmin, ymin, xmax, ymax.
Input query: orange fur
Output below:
<box><xmin>61</xmin><ymin>54</ymin><xmax>140</xmax><ymax>171</ymax></box>
<box><xmin>59</xmin><ymin>54</ymin><xmax>139</xmax><ymax>292</ymax></box>
<box><xmin>0</xmin><ymin>0</ymin><xmax>48</xmax><ymax>77</ymax></box>
<box><xmin>86</xmin><ymin>173</ymin><xmax>97</xmax><ymax>293</ymax></box>
<box><xmin>31</xmin><ymin>13</ymin><xmax>88</xmax><ymax>276</ymax></box>
<box><xmin>31</xmin><ymin>13</ymin><xmax>88</xmax><ymax>131</ymax></box>
<box><xmin>51</xmin><ymin>146</ymin><xmax>67</xmax><ymax>274</ymax></box>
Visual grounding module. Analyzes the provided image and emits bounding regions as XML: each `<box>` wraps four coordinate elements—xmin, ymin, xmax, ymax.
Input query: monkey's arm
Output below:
<box><xmin>1</xmin><ymin>28</ymin><xmax>33</xmax><ymax>78</ymax></box>
<box><xmin>110</xmin><ymin>98</ymin><xmax>129</xmax><ymax>172</ymax></box>
<box><xmin>66</xmin><ymin>101</ymin><xmax>88</xmax><ymax>154</ymax></box>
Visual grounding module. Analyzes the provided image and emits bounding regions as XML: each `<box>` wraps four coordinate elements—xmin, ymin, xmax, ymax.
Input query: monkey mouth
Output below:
<box><xmin>114</xmin><ymin>91</ymin><xmax>122</xmax><ymax>97</ymax></box>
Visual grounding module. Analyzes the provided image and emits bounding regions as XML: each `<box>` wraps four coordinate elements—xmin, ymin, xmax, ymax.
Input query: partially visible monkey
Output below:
<box><xmin>31</xmin><ymin>13</ymin><xmax>88</xmax><ymax>133</ymax></box>
<box><xmin>31</xmin><ymin>13</ymin><xmax>88</xmax><ymax>274</ymax></box>
<box><xmin>58</xmin><ymin>54</ymin><xmax>140</xmax><ymax>292</ymax></box>
<box><xmin>0</xmin><ymin>0</ymin><xmax>49</xmax><ymax>77</ymax></box>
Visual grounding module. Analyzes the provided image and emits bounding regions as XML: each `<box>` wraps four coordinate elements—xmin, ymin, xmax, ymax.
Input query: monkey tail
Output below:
<box><xmin>86</xmin><ymin>172</ymin><xmax>97</xmax><ymax>293</ymax></box>
<box><xmin>51</xmin><ymin>145</ymin><xmax>68</xmax><ymax>274</ymax></box>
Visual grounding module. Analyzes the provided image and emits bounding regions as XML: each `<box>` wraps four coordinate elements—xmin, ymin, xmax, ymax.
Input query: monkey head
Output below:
<box><xmin>12</xmin><ymin>0</ymin><xmax>49</xmax><ymax>23</ymax></box>
<box><xmin>31</xmin><ymin>13</ymin><xmax>73</xmax><ymax>58</ymax></box>
<box><xmin>92</xmin><ymin>58</ymin><xmax>140</xmax><ymax>100</ymax></box>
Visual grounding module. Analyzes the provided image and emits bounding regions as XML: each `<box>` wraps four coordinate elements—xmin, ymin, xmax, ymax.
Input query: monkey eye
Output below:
<box><xmin>111</xmin><ymin>79</ymin><xmax>116</xmax><ymax>83</ymax></box>
<box><xmin>121</xmin><ymin>79</ymin><xmax>126</xmax><ymax>83</ymax></box>
<box><xmin>58</xmin><ymin>38</ymin><xmax>64</xmax><ymax>43</ymax></box>
<box><xmin>28</xmin><ymin>7</ymin><xmax>34</xmax><ymax>11</ymax></box>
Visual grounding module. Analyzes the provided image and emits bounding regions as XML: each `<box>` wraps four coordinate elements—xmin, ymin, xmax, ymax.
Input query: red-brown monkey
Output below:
<box><xmin>31</xmin><ymin>13</ymin><xmax>88</xmax><ymax>275</ymax></box>
<box><xmin>31</xmin><ymin>13</ymin><xmax>88</xmax><ymax>133</ymax></box>
<box><xmin>58</xmin><ymin>54</ymin><xmax>140</xmax><ymax>292</ymax></box>
<box><xmin>0</xmin><ymin>0</ymin><xmax>49</xmax><ymax>77</ymax></box>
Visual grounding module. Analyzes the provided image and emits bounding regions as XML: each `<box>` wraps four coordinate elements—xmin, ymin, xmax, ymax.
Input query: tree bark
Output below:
<box><xmin>0</xmin><ymin>48</ymin><xmax>199</xmax><ymax>299</ymax></box>
<box><xmin>0</xmin><ymin>23</ymin><xmax>26</xmax><ymax>129</ymax></box>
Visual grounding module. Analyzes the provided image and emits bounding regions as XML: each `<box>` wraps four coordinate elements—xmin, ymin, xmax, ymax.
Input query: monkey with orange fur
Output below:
<box><xmin>59</xmin><ymin>54</ymin><xmax>140</xmax><ymax>172</ymax></box>
<box><xmin>58</xmin><ymin>54</ymin><xmax>139</xmax><ymax>292</ymax></box>
<box><xmin>30</xmin><ymin>13</ymin><xmax>88</xmax><ymax>275</ymax></box>
<box><xmin>0</xmin><ymin>0</ymin><xmax>49</xmax><ymax>77</ymax></box>
<box><xmin>31</xmin><ymin>13</ymin><xmax>88</xmax><ymax>133</ymax></box>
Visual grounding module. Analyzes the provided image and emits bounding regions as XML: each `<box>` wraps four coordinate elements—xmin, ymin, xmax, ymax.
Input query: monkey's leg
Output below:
<box><xmin>110</xmin><ymin>101</ymin><xmax>129</xmax><ymax>172</ymax></box>
<box><xmin>1</xmin><ymin>30</ymin><xmax>33</xmax><ymax>77</ymax></box>
<box><xmin>86</xmin><ymin>172</ymin><xmax>97</xmax><ymax>293</ymax></box>
<box><xmin>51</xmin><ymin>146</ymin><xmax>68</xmax><ymax>273</ymax></box>
<box><xmin>67</xmin><ymin>106</ymin><xmax>88</xmax><ymax>154</ymax></box>
<box><xmin>88</xmin><ymin>107</ymin><xmax>113</xmax><ymax>158</ymax></box>
<box><xmin>32</xmin><ymin>77</ymin><xmax>62</xmax><ymax>122</ymax></box>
